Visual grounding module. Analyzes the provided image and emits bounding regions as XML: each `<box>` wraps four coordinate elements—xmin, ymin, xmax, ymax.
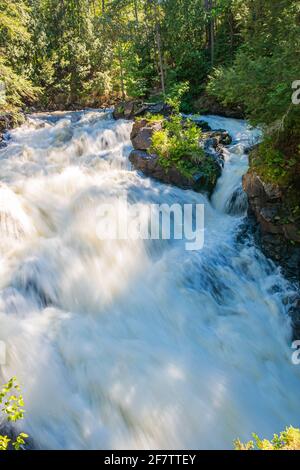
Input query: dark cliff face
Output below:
<box><xmin>243</xmin><ymin>170</ymin><xmax>300</xmax><ymax>281</ymax></box>
<box><xmin>243</xmin><ymin>167</ymin><xmax>300</xmax><ymax>339</ymax></box>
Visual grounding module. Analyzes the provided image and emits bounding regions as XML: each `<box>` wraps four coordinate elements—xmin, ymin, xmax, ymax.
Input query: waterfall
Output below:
<box><xmin>0</xmin><ymin>110</ymin><xmax>299</xmax><ymax>450</ymax></box>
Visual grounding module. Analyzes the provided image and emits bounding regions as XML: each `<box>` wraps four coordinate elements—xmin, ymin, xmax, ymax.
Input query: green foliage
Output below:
<box><xmin>251</xmin><ymin>139</ymin><xmax>289</xmax><ymax>184</ymax></box>
<box><xmin>0</xmin><ymin>376</ymin><xmax>25</xmax><ymax>422</ymax></box>
<box><xmin>150</xmin><ymin>114</ymin><xmax>208</xmax><ymax>178</ymax></box>
<box><xmin>207</xmin><ymin>0</ymin><xmax>300</xmax><ymax>128</ymax></box>
<box><xmin>235</xmin><ymin>427</ymin><xmax>300</xmax><ymax>450</ymax></box>
<box><xmin>0</xmin><ymin>0</ymin><xmax>38</xmax><ymax>111</ymax></box>
<box><xmin>0</xmin><ymin>0</ymin><xmax>248</xmax><ymax>110</ymax></box>
<box><xmin>0</xmin><ymin>0</ymin><xmax>299</xmax><ymax>137</ymax></box>
<box><xmin>165</xmin><ymin>81</ymin><xmax>190</xmax><ymax>114</ymax></box>
<box><xmin>0</xmin><ymin>377</ymin><xmax>28</xmax><ymax>451</ymax></box>
<box><xmin>206</xmin><ymin>0</ymin><xmax>300</xmax><ymax>204</ymax></box>
<box><xmin>136</xmin><ymin>113</ymin><xmax>164</xmax><ymax>123</ymax></box>
<box><xmin>0</xmin><ymin>57</ymin><xmax>39</xmax><ymax>110</ymax></box>
<box><xmin>249</xmin><ymin>135</ymin><xmax>300</xmax><ymax>225</ymax></box>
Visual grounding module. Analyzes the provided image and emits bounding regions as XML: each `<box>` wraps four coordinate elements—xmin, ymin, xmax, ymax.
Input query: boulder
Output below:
<box><xmin>130</xmin><ymin>119</ymin><xmax>163</xmax><ymax>150</ymax></box>
<box><xmin>113</xmin><ymin>101</ymin><xmax>138</xmax><ymax>120</ymax></box>
<box><xmin>129</xmin><ymin>149</ymin><xmax>221</xmax><ymax>194</ymax></box>
<box><xmin>193</xmin><ymin>120</ymin><xmax>212</xmax><ymax>132</ymax></box>
<box><xmin>113</xmin><ymin>100</ymin><xmax>172</xmax><ymax>121</ymax></box>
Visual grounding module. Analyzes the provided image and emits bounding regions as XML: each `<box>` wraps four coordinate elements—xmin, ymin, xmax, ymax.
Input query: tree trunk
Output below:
<box><xmin>209</xmin><ymin>0</ymin><xmax>214</xmax><ymax>67</ymax></box>
<box><xmin>118</xmin><ymin>51</ymin><xmax>125</xmax><ymax>101</ymax></box>
<box><xmin>210</xmin><ymin>8</ymin><xmax>214</xmax><ymax>67</ymax></box>
<box><xmin>153</xmin><ymin>1</ymin><xmax>165</xmax><ymax>96</ymax></box>
<box><xmin>205</xmin><ymin>0</ymin><xmax>214</xmax><ymax>67</ymax></box>
<box><xmin>134</xmin><ymin>0</ymin><xmax>139</xmax><ymax>25</ymax></box>
<box><xmin>228</xmin><ymin>8</ymin><xmax>235</xmax><ymax>59</ymax></box>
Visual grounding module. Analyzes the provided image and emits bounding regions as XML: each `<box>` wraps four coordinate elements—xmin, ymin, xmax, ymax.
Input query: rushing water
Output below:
<box><xmin>0</xmin><ymin>110</ymin><xmax>299</xmax><ymax>450</ymax></box>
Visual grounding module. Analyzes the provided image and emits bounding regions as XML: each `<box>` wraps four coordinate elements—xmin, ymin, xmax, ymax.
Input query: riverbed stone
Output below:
<box><xmin>130</xmin><ymin>119</ymin><xmax>163</xmax><ymax>150</ymax></box>
<box><xmin>113</xmin><ymin>100</ymin><xmax>172</xmax><ymax>121</ymax></box>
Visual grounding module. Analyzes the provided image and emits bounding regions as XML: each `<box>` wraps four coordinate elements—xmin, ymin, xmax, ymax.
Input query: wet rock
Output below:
<box><xmin>130</xmin><ymin>119</ymin><xmax>163</xmax><ymax>150</ymax></box>
<box><xmin>113</xmin><ymin>101</ymin><xmax>139</xmax><ymax>120</ymax></box>
<box><xmin>142</xmin><ymin>102</ymin><xmax>172</xmax><ymax>117</ymax></box>
<box><xmin>129</xmin><ymin>149</ymin><xmax>221</xmax><ymax>194</ymax></box>
<box><xmin>243</xmin><ymin>170</ymin><xmax>300</xmax><ymax>280</ymax></box>
<box><xmin>193</xmin><ymin>120</ymin><xmax>212</xmax><ymax>132</ymax></box>
<box><xmin>113</xmin><ymin>100</ymin><xmax>172</xmax><ymax>121</ymax></box>
<box><xmin>210</xmin><ymin>130</ymin><xmax>232</xmax><ymax>146</ymax></box>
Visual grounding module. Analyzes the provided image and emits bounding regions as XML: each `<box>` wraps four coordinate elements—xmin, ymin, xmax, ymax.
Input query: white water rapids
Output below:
<box><xmin>0</xmin><ymin>110</ymin><xmax>299</xmax><ymax>449</ymax></box>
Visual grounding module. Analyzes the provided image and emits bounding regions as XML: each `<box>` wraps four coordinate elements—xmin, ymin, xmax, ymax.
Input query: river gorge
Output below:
<box><xmin>0</xmin><ymin>110</ymin><xmax>299</xmax><ymax>449</ymax></box>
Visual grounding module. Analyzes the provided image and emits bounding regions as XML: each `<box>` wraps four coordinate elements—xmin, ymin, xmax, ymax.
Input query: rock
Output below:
<box><xmin>193</xmin><ymin>120</ymin><xmax>212</xmax><ymax>132</ymax></box>
<box><xmin>243</xmin><ymin>170</ymin><xmax>300</xmax><ymax>280</ymax></box>
<box><xmin>143</xmin><ymin>102</ymin><xmax>172</xmax><ymax>117</ymax></box>
<box><xmin>128</xmin><ymin>118</ymin><xmax>233</xmax><ymax>195</ymax></box>
<box><xmin>210</xmin><ymin>130</ymin><xmax>232</xmax><ymax>146</ymax></box>
<box><xmin>129</xmin><ymin>149</ymin><xmax>221</xmax><ymax>194</ymax></box>
<box><xmin>113</xmin><ymin>101</ymin><xmax>138</xmax><ymax>120</ymax></box>
<box><xmin>130</xmin><ymin>119</ymin><xmax>162</xmax><ymax>151</ymax></box>
<box><xmin>194</xmin><ymin>93</ymin><xmax>245</xmax><ymax>119</ymax></box>
<box><xmin>113</xmin><ymin>100</ymin><xmax>172</xmax><ymax>121</ymax></box>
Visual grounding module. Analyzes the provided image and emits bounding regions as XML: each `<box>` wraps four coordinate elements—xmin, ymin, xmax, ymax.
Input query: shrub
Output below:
<box><xmin>136</xmin><ymin>113</ymin><xmax>164</xmax><ymax>123</ymax></box>
<box><xmin>235</xmin><ymin>426</ymin><xmax>300</xmax><ymax>450</ymax></box>
<box><xmin>0</xmin><ymin>377</ymin><xmax>28</xmax><ymax>451</ymax></box>
<box><xmin>150</xmin><ymin>114</ymin><xmax>210</xmax><ymax>178</ymax></box>
<box><xmin>165</xmin><ymin>81</ymin><xmax>190</xmax><ymax>114</ymax></box>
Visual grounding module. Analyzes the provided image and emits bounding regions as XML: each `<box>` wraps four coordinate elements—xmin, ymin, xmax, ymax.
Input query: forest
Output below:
<box><xmin>1</xmin><ymin>1</ymin><xmax>300</xmax><ymax>187</ymax></box>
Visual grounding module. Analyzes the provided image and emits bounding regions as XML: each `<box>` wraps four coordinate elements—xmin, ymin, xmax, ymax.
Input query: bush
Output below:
<box><xmin>0</xmin><ymin>57</ymin><xmax>39</xmax><ymax>111</ymax></box>
<box><xmin>165</xmin><ymin>81</ymin><xmax>190</xmax><ymax>114</ymax></box>
<box><xmin>0</xmin><ymin>377</ymin><xmax>28</xmax><ymax>451</ymax></box>
<box><xmin>235</xmin><ymin>426</ymin><xmax>300</xmax><ymax>450</ymax></box>
<box><xmin>150</xmin><ymin>114</ymin><xmax>211</xmax><ymax>178</ymax></box>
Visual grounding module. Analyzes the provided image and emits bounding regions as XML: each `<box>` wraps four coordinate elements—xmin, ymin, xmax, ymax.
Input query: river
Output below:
<box><xmin>0</xmin><ymin>110</ymin><xmax>299</xmax><ymax>449</ymax></box>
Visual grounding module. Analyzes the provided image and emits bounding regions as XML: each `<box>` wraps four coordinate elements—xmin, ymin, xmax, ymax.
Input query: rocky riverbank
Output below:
<box><xmin>243</xmin><ymin>148</ymin><xmax>300</xmax><ymax>282</ymax></box>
